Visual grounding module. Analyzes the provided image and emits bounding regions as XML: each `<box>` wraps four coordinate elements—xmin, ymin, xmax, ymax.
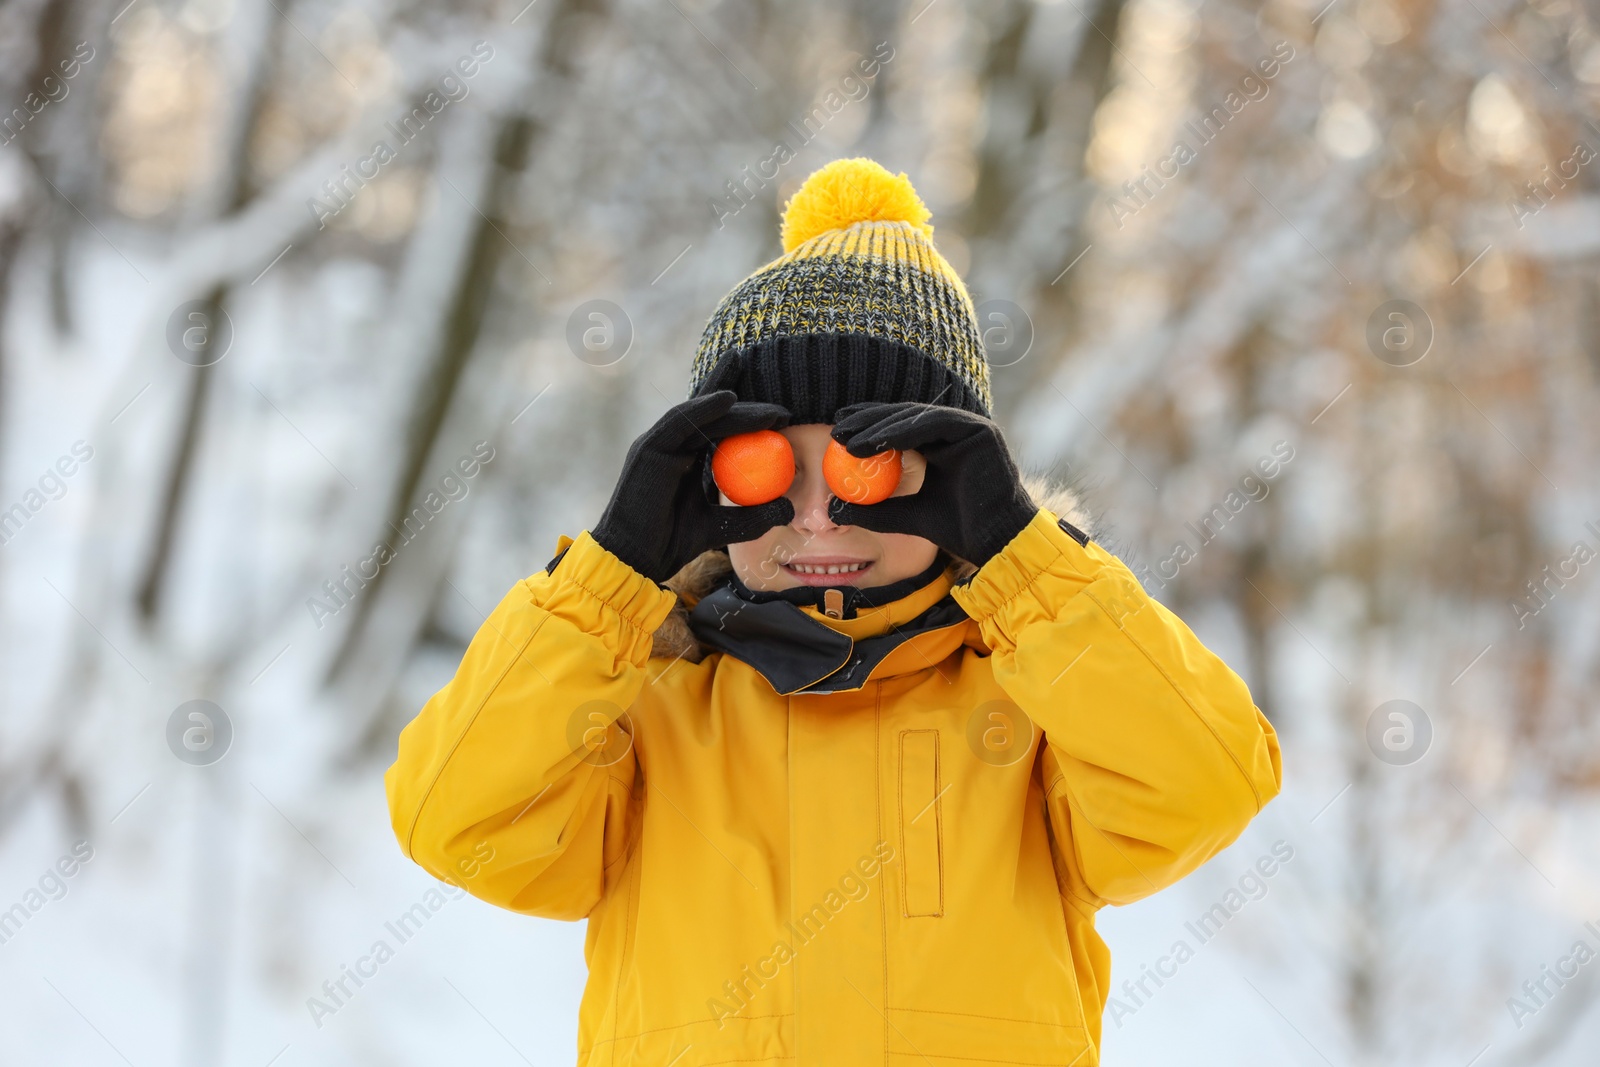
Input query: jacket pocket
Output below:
<box><xmin>898</xmin><ymin>729</ymin><xmax>944</xmax><ymax>917</ymax></box>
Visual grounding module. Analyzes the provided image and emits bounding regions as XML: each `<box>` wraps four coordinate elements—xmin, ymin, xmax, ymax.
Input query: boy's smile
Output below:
<box><xmin>722</xmin><ymin>423</ymin><xmax>938</xmax><ymax>591</ymax></box>
<box><xmin>780</xmin><ymin>557</ymin><xmax>873</xmax><ymax>584</ymax></box>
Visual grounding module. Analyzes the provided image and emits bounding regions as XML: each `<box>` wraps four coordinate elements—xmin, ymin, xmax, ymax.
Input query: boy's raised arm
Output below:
<box><xmin>951</xmin><ymin>510</ymin><xmax>1284</xmax><ymax>908</ymax></box>
<box><xmin>387</xmin><ymin>391</ymin><xmax>795</xmax><ymax>916</ymax></box>
<box><xmin>384</xmin><ymin>531</ymin><xmax>675</xmax><ymax>919</ymax></box>
<box><xmin>825</xmin><ymin>401</ymin><xmax>1282</xmax><ymax>908</ymax></box>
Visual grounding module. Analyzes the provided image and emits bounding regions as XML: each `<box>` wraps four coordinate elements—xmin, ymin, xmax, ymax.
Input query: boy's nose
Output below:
<box><xmin>789</xmin><ymin>468</ymin><xmax>838</xmax><ymax>534</ymax></box>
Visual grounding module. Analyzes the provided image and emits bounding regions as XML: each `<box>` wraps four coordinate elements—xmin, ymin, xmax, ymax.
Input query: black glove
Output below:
<box><xmin>827</xmin><ymin>402</ymin><xmax>1039</xmax><ymax>567</ymax></box>
<box><xmin>591</xmin><ymin>391</ymin><xmax>795</xmax><ymax>583</ymax></box>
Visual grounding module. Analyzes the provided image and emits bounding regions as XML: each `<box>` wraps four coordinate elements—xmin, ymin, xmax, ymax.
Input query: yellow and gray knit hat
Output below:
<box><xmin>689</xmin><ymin>158</ymin><xmax>992</xmax><ymax>423</ymax></box>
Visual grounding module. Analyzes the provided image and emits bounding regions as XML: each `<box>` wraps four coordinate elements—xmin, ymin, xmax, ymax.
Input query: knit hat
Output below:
<box><xmin>689</xmin><ymin>158</ymin><xmax>991</xmax><ymax>423</ymax></box>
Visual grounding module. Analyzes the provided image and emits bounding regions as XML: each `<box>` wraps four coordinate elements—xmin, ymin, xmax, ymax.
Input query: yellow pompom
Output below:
<box><xmin>779</xmin><ymin>158</ymin><xmax>934</xmax><ymax>252</ymax></box>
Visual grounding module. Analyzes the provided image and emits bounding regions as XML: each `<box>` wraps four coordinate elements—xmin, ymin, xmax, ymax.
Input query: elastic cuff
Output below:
<box><xmin>535</xmin><ymin>530</ymin><xmax>677</xmax><ymax>636</ymax></box>
<box><xmin>951</xmin><ymin>509</ymin><xmax>1104</xmax><ymax>624</ymax></box>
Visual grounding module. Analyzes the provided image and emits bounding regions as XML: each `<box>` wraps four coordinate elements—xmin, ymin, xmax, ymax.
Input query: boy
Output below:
<box><xmin>386</xmin><ymin>158</ymin><xmax>1282</xmax><ymax>1066</ymax></box>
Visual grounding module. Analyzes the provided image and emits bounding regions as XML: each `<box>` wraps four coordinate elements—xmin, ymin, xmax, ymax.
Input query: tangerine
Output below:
<box><xmin>823</xmin><ymin>439</ymin><xmax>902</xmax><ymax>505</ymax></box>
<box><xmin>712</xmin><ymin>430</ymin><xmax>795</xmax><ymax>506</ymax></box>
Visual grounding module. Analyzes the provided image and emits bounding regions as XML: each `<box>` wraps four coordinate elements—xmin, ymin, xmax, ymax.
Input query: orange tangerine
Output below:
<box><xmin>712</xmin><ymin>430</ymin><xmax>795</xmax><ymax>506</ymax></box>
<box><xmin>823</xmin><ymin>439</ymin><xmax>902</xmax><ymax>505</ymax></box>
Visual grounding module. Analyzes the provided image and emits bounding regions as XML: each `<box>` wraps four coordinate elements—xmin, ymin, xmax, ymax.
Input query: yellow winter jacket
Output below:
<box><xmin>386</xmin><ymin>507</ymin><xmax>1282</xmax><ymax>1067</ymax></box>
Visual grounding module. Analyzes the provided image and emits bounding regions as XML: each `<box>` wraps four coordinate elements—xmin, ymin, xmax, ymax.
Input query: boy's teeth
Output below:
<box><xmin>790</xmin><ymin>562</ymin><xmax>866</xmax><ymax>575</ymax></box>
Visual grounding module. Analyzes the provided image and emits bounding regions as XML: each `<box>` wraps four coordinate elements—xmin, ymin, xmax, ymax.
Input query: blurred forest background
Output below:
<box><xmin>1</xmin><ymin>0</ymin><xmax>1598</xmax><ymax>1063</ymax></box>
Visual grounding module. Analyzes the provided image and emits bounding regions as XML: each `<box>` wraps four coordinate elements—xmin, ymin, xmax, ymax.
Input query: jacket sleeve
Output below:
<box><xmin>950</xmin><ymin>510</ymin><xmax>1283</xmax><ymax>908</ymax></box>
<box><xmin>384</xmin><ymin>531</ymin><xmax>676</xmax><ymax>920</ymax></box>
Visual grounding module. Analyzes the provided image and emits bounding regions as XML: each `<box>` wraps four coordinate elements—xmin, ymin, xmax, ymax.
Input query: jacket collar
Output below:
<box><xmin>688</xmin><ymin>562</ymin><xmax>972</xmax><ymax>695</ymax></box>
